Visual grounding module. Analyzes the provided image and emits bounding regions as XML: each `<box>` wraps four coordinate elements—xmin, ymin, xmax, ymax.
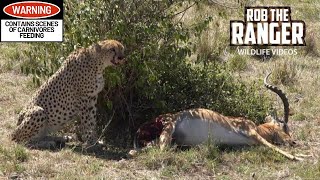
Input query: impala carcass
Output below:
<box><xmin>132</xmin><ymin>73</ymin><xmax>303</xmax><ymax>161</ymax></box>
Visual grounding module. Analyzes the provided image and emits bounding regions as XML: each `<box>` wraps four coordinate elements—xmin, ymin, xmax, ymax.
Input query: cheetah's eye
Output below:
<box><xmin>110</xmin><ymin>48</ymin><xmax>116</xmax><ymax>52</ymax></box>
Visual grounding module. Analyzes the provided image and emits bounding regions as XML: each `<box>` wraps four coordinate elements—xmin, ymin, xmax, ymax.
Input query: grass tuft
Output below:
<box><xmin>13</xmin><ymin>145</ymin><xmax>29</xmax><ymax>162</ymax></box>
<box><xmin>0</xmin><ymin>145</ymin><xmax>28</xmax><ymax>175</ymax></box>
<box><xmin>271</xmin><ymin>60</ymin><xmax>297</xmax><ymax>86</ymax></box>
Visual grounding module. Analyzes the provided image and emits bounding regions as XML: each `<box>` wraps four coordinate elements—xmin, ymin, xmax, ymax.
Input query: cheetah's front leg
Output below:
<box><xmin>78</xmin><ymin>97</ymin><xmax>100</xmax><ymax>149</ymax></box>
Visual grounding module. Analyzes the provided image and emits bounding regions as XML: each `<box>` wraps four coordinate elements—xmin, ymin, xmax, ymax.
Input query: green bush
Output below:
<box><xmin>21</xmin><ymin>0</ymin><xmax>271</xmax><ymax>147</ymax></box>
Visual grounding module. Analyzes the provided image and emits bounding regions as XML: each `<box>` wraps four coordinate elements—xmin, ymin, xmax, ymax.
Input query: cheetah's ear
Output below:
<box><xmin>93</xmin><ymin>43</ymin><xmax>101</xmax><ymax>52</ymax></box>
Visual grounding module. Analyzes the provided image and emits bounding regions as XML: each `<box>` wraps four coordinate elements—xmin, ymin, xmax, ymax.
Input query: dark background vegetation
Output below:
<box><xmin>21</xmin><ymin>0</ymin><xmax>270</xmax><ymax>147</ymax></box>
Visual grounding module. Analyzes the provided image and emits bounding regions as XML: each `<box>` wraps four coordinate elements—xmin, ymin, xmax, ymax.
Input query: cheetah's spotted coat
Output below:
<box><xmin>11</xmin><ymin>40</ymin><xmax>125</xmax><ymax>148</ymax></box>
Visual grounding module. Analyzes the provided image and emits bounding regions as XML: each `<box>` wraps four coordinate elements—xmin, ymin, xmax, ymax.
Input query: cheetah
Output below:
<box><xmin>11</xmin><ymin>40</ymin><xmax>125</xmax><ymax>149</ymax></box>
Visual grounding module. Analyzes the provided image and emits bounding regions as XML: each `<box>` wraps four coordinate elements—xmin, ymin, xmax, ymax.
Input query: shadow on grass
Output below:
<box><xmin>25</xmin><ymin>141</ymin><xmax>129</xmax><ymax>161</ymax></box>
<box><xmin>175</xmin><ymin>144</ymin><xmax>256</xmax><ymax>152</ymax></box>
<box><xmin>67</xmin><ymin>144</ymin><xmax>128</xmax><ymax>161</ymax></box>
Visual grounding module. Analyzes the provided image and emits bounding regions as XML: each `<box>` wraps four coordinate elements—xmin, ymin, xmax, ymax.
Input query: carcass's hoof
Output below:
<box><xmin>128</xmin><ymin>149</ymin><xmax>139</xmax><ymax>157</ymax></box>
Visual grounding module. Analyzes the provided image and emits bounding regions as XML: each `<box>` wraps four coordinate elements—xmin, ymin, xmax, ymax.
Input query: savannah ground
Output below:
<box><xmin>1</xmin><ymin>0</ymin><xmax>320</xmax><ymax>179</ymax></box>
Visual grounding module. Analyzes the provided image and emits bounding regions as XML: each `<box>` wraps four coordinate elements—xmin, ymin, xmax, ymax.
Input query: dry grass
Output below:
<box><xmin>1</xmin><ymin>0</ymin><xmax>320</xmax><ymax>179</ymax></box>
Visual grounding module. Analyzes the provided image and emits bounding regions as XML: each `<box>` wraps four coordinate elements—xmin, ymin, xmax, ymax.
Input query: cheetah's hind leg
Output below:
<box><xmin>11</xmin><ymin>106</ymin><xmax>67</xmax><ymax>150</ymax></box>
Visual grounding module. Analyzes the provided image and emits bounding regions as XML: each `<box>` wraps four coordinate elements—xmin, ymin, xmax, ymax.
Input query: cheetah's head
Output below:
<box><xmin>93</xmin><ymin>40</ymin><xmax>125</xmax><ymax>67</ymax></box>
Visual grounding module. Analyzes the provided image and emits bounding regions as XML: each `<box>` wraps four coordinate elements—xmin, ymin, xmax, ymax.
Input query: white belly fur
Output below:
<box><xmin>172</xmin><ymin>115</ymin><xmax>256</xmax><ymax>146</ymax></box>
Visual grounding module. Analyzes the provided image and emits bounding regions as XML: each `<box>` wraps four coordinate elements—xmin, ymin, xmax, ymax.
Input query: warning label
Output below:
<box><xmin>0</xmin><ymin>0</ymin><xmax>63</xmax><ymax>42</ymax></box>
<box><xmin>1</xmin><ymin>20</ymin><xmax>62</xmax><ymax>41</ymax></box>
